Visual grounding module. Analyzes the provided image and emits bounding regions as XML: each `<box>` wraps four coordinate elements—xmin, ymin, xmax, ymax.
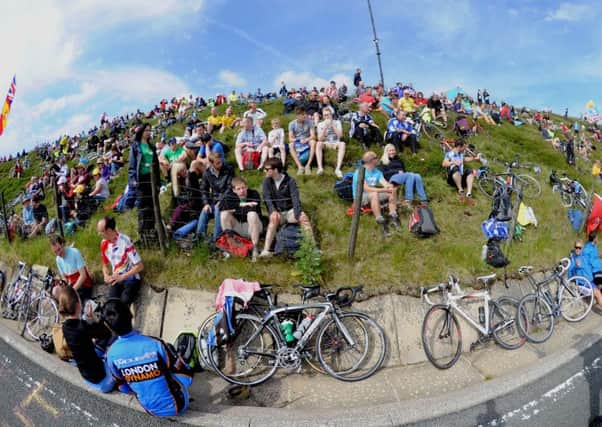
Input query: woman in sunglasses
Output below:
<box><xmin>569</xmin><ymin>236</ymin><xmax>602</xmax><ymax>305</ymax></box>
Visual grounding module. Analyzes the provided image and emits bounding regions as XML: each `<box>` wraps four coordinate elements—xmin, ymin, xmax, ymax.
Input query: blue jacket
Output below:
<box><xmin>128</xmin><ymin>140</ymin><xmax>159</xmax><ymax>188</ymax></box>
<box><xmin>568</xmin><ymin>250</ymin><xmax>592</xmax><ymax>281</ymax></box>
<box><xmin>107</xmin><ymin>331</ymin><xmax>192</xmax><ymax>417</ymax></box>
<box><xmin>583</xmin><ymin>242</ymin><xmax>602</xmax><ymax>274</ymax></box>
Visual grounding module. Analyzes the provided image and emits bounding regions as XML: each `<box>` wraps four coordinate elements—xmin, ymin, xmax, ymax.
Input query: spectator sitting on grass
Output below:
<box><xmin>427</xmin><ymin>93</ymin><xmax>447</xmax><ymax>125</ymax></box>
<box><xmin>158</xmin><ymin>137</ymin><xmax>187</xmax><ymax>196</ymax></box>
<box><xmin>259</xmin><ymin>158</ymin><xmax>313</xmax><ymax>258</ymax></box>
<box><xmin>243</xmin><ymin>101</ymin><xmax>267</xmax><ymax>127</ymax></box>
<box><xmin>50</xmin><ymin>234</ymin><xmax>94</xmax><ymax>303</ymax></box>
<box><xmin>442</xmin><ymin>139</ymin><xmax>479</xmax><ymax>204</ymax></box>
<box><xmin>350</xmin><ymin>102</ymin><xmax>382</xmax><ymax>148</ymax></box>
<box><xmin>207</xmin><ymin>106</ymin><xmax>223</xmax><ymax>134</ymax></box>
<box><xmin>89</xmin><ymin>168</ymin><xmax>110</xmax><ymax>202</ymax></box>
<box><xmin>316</xmin><ymin>107</ymin><xmax>345</xmax><ymax>178</ymax></box>
<box><xmin>196</xmin><ymin>132</ymin><xmax>225</xmax><ymax>170</ymax></box>
<box><xmin>267</xmin><ymin>118</ymin><xmax>286</xmax><ymax>167</ymax></box>
<box><xmin>220</xmin><ymin>177</ymin><xmax>263</xmax><ymax>261</ymax></box>
<box><xmin>220</xmin><ymin>106</ymin><xmax>241</xmax><ymax>133</ymax></box>
<box><xmin>353</xmin><ymin>151</ymin><xmax>400</xmax><ymax>238</ymax></box>
<box><xmin>288</xmin><ymin>107</ymin><xmax>317</xmax><ymax>175</ymax></box>
<box><xmin>398</xmin><ymin>90</ymin><xmax>416</xmax><ymax>114</ymax></box>
<box><xmin>20</xmin><ymin>196</ymin><xmax>35</xmax><ymax>238</ymax></box>
<box><xmin>386</xmin><ymin>110</ymin><xmax>418</xmax><ymax>155</ymax></box>
<box><xmin>379</xmin><ymin>144</ymin><xmax>428</xmax><ymax>207</ymax></box>
<box><xmin>30</xmin><ymin>196</ymin><xmax>49</xmax><ymax>238</ymax></box>
<box><xmin>304</xmin><ymin>90</ymin><xmax>322</xmax><ymax>124</ymax></box>
<box><xmin>234</xmin><ymin>117</ymin><xmax>269</xmax><ymax>171</ymax></box>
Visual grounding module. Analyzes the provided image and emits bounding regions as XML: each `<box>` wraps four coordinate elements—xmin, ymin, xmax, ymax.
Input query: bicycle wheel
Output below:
<box><xmin>490</xmin><ymin>297</ymin><xmax>527</xmax><ymax>350</ymax></box>
<box><xmin>316</xmin><ymin>312</ymin><xmax>386</xmax><ymax>381</ymax></box>
<box><xmin>0</xmin><ymin>278</ymin><xmax>18</xmax><ymax>319</ymax></box>
<box><xmin>559</xmin><ymin>191</ymin><xmax>573</xmax><ymax>208</ymax></box>
<box><xmin>208</xmin><ymin>316</ymin><xmax>280</xmax><ymax>386</ymax></box>
<box><xmin>478</xmin><ymin>176</ymin><xmax>496</xmax><ymax>199</ymax></box>
<box><xmin>196</xmin><ymin>312</ymin><xmax>218</xmax><ymax>371</ymax></box>
<box><xmin>559</xmin><ymin>276</ymin><xmax>594</xmax><ymax>322</ymax></box>
<box><xmin>517</xmin><ymin>294</ymin><xmax>554</xmax><ymax>343</ymax></box>
<box><xmin>516</xmin><ymin>174</ymin><xmax>541</xmax><ymax>199</ymax></box>
<box><xmin>421</xmin><ymin>305</ymin><xmax>462</xmax><ymax>369</ymax></box>
<box><xmin>25</xmin><ymin>296</ymin><xmax>58</xmax><ymax>341</ymax></box>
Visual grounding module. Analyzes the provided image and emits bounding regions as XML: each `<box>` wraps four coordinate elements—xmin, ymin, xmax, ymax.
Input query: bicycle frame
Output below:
<box><xmin>444</xmin><ymin>290</ymin><xmax>493</xmax><ymax>337</ymax></box>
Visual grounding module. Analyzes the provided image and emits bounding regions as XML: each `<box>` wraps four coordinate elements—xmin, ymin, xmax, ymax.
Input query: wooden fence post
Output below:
<box><xmin>348</xmin><ymin>166</ymin><xmax>365</xmax><ymax>259</ymax></box>
<box><xmin>150</xmin><ymin>162</ymin><xmax>167</xmax><ymax>255</ymax></box>
<box><xmin>0</xmin><ymin>192</ymin><xmax>10</xmax><ymax>243</ymax></box>
<box><xmin>53</xmin><ymin>181</ymin><xmax>64</xmax><ymax>238</ymax></box>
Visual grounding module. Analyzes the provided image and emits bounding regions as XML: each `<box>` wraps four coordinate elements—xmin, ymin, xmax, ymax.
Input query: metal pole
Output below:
<box><xmin>0</xmin><ymin>192</ymin><xmax>10</xmax><ymax>243</ymax></box>
<box><xmin>348</xmin><ymin>166</ymin><xmax>366</xmax><ymax>259</ymax></box>
<box><xmin>53</xmin><ymin>180</ymin><xmax>64</xmax><ymax>239</ymax></box>
<box><xmin>367</xmin><ymin>0</ymin><xmax>385</xmax><ymax>88</ymax></box>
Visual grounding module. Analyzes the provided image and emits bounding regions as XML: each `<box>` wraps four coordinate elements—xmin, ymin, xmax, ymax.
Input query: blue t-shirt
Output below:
<box><xmin>444</xmin><ymin>150</ymin><xmax>464</xmax><ymax>175</ymax></box>
<box><xmin>352</xmin><ymin>167</ymin><xmax>384</xmax><ymax>199</ymax></box>
<box><xmin>198</xmin><ymin>141</ymin><xmax>225</xmax><ymax>163</ymax></box>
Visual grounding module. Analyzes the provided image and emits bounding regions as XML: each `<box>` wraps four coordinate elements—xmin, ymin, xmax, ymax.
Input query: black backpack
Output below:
<box><xmin>174</xmin><ymin>330</ymin><xmax>201</xmax><ymax>371</ymax></box>
<box><xmin>275</xmin><ymin>223</ymin><xmax>302</xmax><ymax>256</ymax></box>
<box><xmin>485</xmin><ymin>238</ymin><xmax>510</xmax><ymax>268</ymax></box>
<box><xmin>491</xmin><ymin>184</ymin><xmax>513</xmax><ymax>222</ymax></box>
<box><xmin>334</xmin><ymin>172</ymin><xmax>354</xmax><ymax>203</ymax></box>
<box><xmin>409</xmin><ymin>204</ymin><xmax>440</xmax><ymax>237</ymax></box>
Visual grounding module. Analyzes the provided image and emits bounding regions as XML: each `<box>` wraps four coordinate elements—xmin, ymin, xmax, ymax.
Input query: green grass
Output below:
<box><xmin>0</xmin><ymin>101</ymin><xmax>598</xmax><ymax>295</ymax></box>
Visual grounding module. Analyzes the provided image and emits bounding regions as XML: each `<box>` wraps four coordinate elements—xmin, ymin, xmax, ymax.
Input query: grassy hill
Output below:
<box><xmin>0</xmin><ymin>100</ymin><xmax>597</xmax><ymax>295</ymax></box>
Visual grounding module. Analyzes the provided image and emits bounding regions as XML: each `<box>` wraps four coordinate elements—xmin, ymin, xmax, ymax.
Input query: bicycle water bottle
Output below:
<box><xmin>481</xmin><ymin>244</ymin><xmax>488</xmax><ymax>261</ymax></box>
<box><xmin>280</xmin><ymin>319</ymin><xmax>296</xmax><ymax>344</ymax></box>
<box><xmin>478</xmin><ymin>306</ymin><xmax>485</xmax><ymax>325</ymax></box>
<box><xmin>293</xmin><ymin>314</ymin><xmax>315</xmax><ymax>340</ymax></box>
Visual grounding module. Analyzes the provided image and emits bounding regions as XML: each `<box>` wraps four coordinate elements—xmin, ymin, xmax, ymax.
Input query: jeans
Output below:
<box><xmin>391</xmin><ymin>172</ymin><xmax>428</xmax><ymax>201</ymax></box>
<box><xmin>173</xmin><ymin>219</ymin><xmax>198</xmax><ymax>240</ymax></box>
<box><xmin>197</xmin><ymin>205</ymin><xmax>221</xmax><ymax>241</ymax></box>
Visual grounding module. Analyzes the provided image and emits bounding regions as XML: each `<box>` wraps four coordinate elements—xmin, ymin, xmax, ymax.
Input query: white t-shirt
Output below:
<box><xmin>317</xmin><ymin>119</ymin><xmax>342</xmax><ymax>142</ymax></box>
<box><xmin>268</xmin><ymin>128</ymin><xmax>285</xmax><ymax>148</ymax></box>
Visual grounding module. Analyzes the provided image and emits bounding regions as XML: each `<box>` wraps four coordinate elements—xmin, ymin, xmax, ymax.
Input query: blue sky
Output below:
<box><xmin>0</xmin><ymin>0</ymin><xmax>600</xmax><ymax>155</ymax></box>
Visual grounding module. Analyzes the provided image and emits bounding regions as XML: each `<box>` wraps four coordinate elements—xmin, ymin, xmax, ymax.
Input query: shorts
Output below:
<box><xmin>231</xmin><ymin>217</ymin><xmax>263</xmax><ymax>237</ymax></box>
<box><xmin>361</xmin><ymin>192</ymin><xmax>389</xmax><ymax>206</ymax></box>
<box><xmin>277</xmin><ymin>209</ymin><xmax>299</xmax><ymax>225</ymax></box>
<box><xmin>447</xmin><ymin>166</ymin><xmax>474</xmax><ymax>188</ymax></box>
<box><xmin>108</xmin><ymin>279</ymin><xmax>141</xmax><ymax>306</ymax></box>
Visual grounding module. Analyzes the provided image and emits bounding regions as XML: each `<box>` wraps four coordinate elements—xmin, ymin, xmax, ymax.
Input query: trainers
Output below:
<box><xmin>258</xmin><ymin>250</ymin><xmax>273</xmax><ymax>258</ymax></box>
<box><xmin>297</xmin><ymin>167</ymin><xmax>304</xmax><ymax>176</ymax></box>
<box><xmin>305</xmin><ymin>165</ymin><xmax>311</xmax><ymax>174</ymax></box>
<box><xmin>317</xmin><ymin>168</ymin><xmax>324</xmax><ymax>175</ymax></box>
<box><xmin>376</xmin><ymin>216</ymin><xmax>391</xmax><ymax>238</ymax></box>
<box><xmin>389</xmin><ymin>214</ymin><xmax>401</xmax><ymax>231</ymax></box>
<box><xmin>335</xmin><ymin>169</ymin><xmax>343</xmax><ymax>179</ymax></box>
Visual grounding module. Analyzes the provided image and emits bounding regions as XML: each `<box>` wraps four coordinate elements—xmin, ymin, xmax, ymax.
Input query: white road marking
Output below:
<box><xmin>479</xmin><ymin>356</ymin><xmax>602</xmax><ymax>426</ymax></box>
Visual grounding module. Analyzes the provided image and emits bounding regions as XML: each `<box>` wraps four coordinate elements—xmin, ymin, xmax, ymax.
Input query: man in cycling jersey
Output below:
<box><xmin>103</xmin><ymin>299</ymin><xmax>192</xmax><ymax>417</ymax></box>
<box><xmin>97</xmin><ymin>216</ymin><xmax>144</xmax><ymax>305</ymax></box>
<box><xmin>442</xmin><ymin>139</ymin><xmax>479</xmax><ymax>204</ymax></box>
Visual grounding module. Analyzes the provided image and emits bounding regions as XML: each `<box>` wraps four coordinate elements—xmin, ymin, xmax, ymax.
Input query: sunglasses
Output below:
<box><xmin>575</xmin><ymin>246</ymin><xmax>583</xmax><ymax>250</ymax></box>
<box><xmin>263</xmin><ymin>167</ymin><xmax>273</xmax><ymax>171</ymax></box>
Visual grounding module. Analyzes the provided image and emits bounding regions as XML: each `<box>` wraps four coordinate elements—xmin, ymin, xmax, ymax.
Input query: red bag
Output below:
<box><xmin>242</xmin><ymin>150</ymin><xmax>260</xmax><ymax>170</ymax></box>
<box><xmin>215</xmin><ymin>230</ymin><xmax>254</xmax><ymax>257</ymax></box>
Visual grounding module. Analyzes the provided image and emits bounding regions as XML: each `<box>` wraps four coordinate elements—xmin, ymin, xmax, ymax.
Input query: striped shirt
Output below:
<box><xmin>100</xmin><ymin>233</ymin><xmax>141</xmax><ymax>280</ymax></box>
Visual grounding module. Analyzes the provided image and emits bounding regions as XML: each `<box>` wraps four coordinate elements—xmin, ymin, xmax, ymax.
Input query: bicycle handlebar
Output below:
<box><xmin>557</xmin><ymin>257</ymin><xmax>571</xmax><ymax>274</ymax></box>
<box><xmin>421</xmin><ymin>283</ymin><xmax>450</xmax><ymax>306</ymax></box>
<box><xmin>325</xmin><ymin>285</ymin><xmax>364</xmax><ymax>307</ymax></box>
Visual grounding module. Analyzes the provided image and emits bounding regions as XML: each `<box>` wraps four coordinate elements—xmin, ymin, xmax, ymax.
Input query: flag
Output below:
<box><xmin>0</xmin><ymin>75</ymin><xmax>16</xmax><ymax>136</ymax></box>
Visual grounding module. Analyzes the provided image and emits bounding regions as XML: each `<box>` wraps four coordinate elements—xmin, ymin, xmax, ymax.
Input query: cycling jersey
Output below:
<box><xmin>107</xmin><ymin>331</ymin><xmax>192</xmax><ymax>417</ymax></box>
<box><xmin>100</xmin><ymin>232</ymin><xmax>141</xmax><ymax>281</ymax></box>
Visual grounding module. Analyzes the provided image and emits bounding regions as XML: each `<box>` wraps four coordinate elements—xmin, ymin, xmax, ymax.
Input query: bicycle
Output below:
<box><xmin>421</xmin><ymin>273</ymin><xmax>527</xmax><ymax>370</ymax></box>
<box><xmin>206</xmin><ymin>285</ymin><xmax>386</xmax><ymax>386</ymax></box>
<box><xmin>477</xmin><ymin>155</ymin><xmax>542</xmax><ymax>199</ymax></box>
<box><xmin>516</xmin><ymin>258</ymin><xmax>593</xmax><ymax>344</ymax></box>
<box><xmin>0</xmin><ymin>261</ymin><xmax>28</xmax><ymax>320</ymax></box>
<box><xmin>549</xmin><ymin>170</ymin><xmax>589</xmax><ymax>209</ymax></box>
<box><xmin>436</xmin><ymin>135</ymin><xmax>489</xmax><ymax>166</ymax></box>
<box><xmin>22</xmin><ymin>269</ymin><xmax>60</xmax><ymax>341</ymax></box>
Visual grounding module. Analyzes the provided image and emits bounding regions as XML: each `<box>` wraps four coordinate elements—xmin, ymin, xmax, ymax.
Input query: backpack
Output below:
<box><xmin>491</xmin><ymin>184</ymin><xmax>513</xmax><ymax>221</ymax></box>
<box><xmin>242</xmin><ymin>150</ymin><xmax>260</xmax><ymax>170</ymax></box>
<box><xmin>174</xmin><ymin>329</ymin><xmax>201</xmax><ymax>371</ymax></box>
<box><xmin>408</xmin><ymin>204</ymin><xmax>440</xmax><ymax>237</ymax></box>
<box><xmin>275</xmin><ymin>223</ymin><xmax>302</xmax><ymax>256</ymax></box>
<box><xmin>485</xmin><ymin>238</ymin><xmax>510</xmax><ymax>268</ymax></box>
<box><xmin>334</xmin><ymin>172</ymin><xmax>354</xmax><ymax>203</ymax></box>
<box><xmin>215</xmin><ymin>230</ymin><xmax>254</xmax><ymax>257</ymax></box>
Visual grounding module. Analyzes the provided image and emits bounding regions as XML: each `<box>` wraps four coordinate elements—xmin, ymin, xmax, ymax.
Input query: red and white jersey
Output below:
<box><xmin>100</xmin><ymin>233</ymin><xmax>141</xmax><ymax>280</ymax></box>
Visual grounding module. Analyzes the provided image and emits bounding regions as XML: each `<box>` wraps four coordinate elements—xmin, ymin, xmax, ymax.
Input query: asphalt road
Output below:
<box><xmin>0</xmin><ymin>339</ymin><xmax>179</xmax><ymax>427</ymax></box>
<box><xmin>410</xmin><ymin>339</ymin><xmax>602</xmax><ymax>427</ymax></box>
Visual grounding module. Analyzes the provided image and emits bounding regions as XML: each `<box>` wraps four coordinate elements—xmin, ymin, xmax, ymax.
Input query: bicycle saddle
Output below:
<box><xmin>476</xmin><ymin>273</ymin><xmax>496</xmax><ymax>286</ymax></box>
<box><xmin>294</xmin><ymin>284</ymin><xmax>321</xmax><ymax>300</ymax></box>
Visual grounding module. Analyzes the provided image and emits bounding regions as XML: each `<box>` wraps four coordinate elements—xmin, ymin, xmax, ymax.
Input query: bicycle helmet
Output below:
<box><xmin>39</xmin><ymin>333</ymin><xmax>54</xmax><ymax>354</ymax></box>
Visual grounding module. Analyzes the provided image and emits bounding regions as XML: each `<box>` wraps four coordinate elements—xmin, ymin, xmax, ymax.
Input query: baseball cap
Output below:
<box><xmin>168</xmin><ymin>137</ymin><xmax>177</xmax><ymax>145</ymax></box>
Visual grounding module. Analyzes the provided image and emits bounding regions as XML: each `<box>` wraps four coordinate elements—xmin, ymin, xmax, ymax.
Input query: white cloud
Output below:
<box><xmin>48</xmin><ymin>113</ymin><xmax>94</xmax><ymax>138</ymax></box>
<box><xmin>545</xmin><ymin>3</ymin><xmax>593</xmax><ymax>22</ymax></box>
<box><xmin>0</xmin><ymin>0</ymin><xmax>203</xmax><ymax>155</ymax></box>
<box><xmin>274</xmin><ymin>71</ymin><xmax>351</xmax><ymax>91</ymax></box>
<box><xmin>217</xmin><ymin>70</ymin><xmax>247</xmax><ymax>88</ymax></box>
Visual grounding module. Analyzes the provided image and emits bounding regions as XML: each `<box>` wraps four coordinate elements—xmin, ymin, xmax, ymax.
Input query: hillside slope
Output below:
<box><xmin>0</xmin><ymin>101</ymin><xmax>597</xmax><ymax>294</ymax></box>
